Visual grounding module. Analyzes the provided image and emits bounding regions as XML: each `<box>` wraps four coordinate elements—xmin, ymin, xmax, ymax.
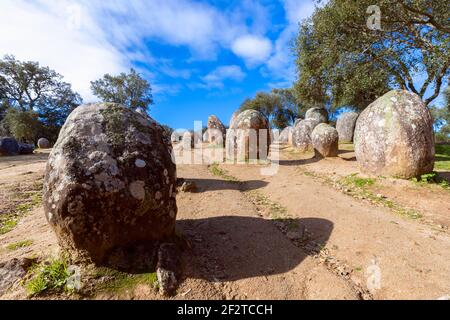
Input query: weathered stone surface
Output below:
<box><xmin>43</xmin><ymin>103</ymin><xmax>177</xmax><ymax>264</ymax></box>
<box><xmin>0</xmin><ymin>258</ymin><xmax>36</xmax><ymax>295</ymax></box>
<box><xmin>305</xmin><ymin>107</ymin><xmax>328</xmax><ymax>124</ymax></box>
<box><xmin>354</xmin><ymin>90</ymin><xmax>435</xmax><ymax>179</ymax></box>
<box><xmin>294</xmin><ymin>118</ymin><xmax>303</xmax><ymax>128</ymax></box>
<box><xmin>292</xmin><ymin>119</ymin><xmax>320</xmax><ymax>152</ymax></box>
<box><xmin>182</xmin><ymin>131</ymin><xmax>195</xmax><ymax>149</ymax></box>
<box><xmin>18</xmin><ymin>143</ymin><xmax>35</xmax><ymax>155</ymax></box>
<box><xmin>336</xmin><ymin>112</ymin><xmax>359</xmax><ymax>143</ymax></box>
<box><xmin>311</xmin><ymin>123</ymin><xmax>339</xmax><ymax>158</ymax></box>
<box><xmin>206</xmin><ymin>115</ymin><xmax>226</xmax><ymax>145</ymax></box>
<box><xmin>225</xmin><ymin>110</ymin><xmax>270</xmax><ymax>161</ymax></box>
<box><xmin>279</xmin><ymin>126</ymin><xmax>293</xmax><ymax>145</ymax></box>
<box><xmin>38</xmin><ymin>138</ymin><xmax>50</xmax><ymax>149</ymax></box>
<box><xmin>156</xmin><ymin>243</ymin><xmax>180</xmax><ymax>296</ymax></box>
<box><xmin>0</xmin><ymin>137</ymin><xmax>19</xmax><ymax>156</ymax></box>
<box><xmin>229</xmin><ymin>111</ymin><xmax>240</xmax><ymax>128</ymax></box>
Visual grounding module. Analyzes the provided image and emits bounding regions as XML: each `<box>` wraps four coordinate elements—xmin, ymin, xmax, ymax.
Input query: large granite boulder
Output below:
<box><xmin>226</xmin><ymin>110</ymin><xmax>270</xmax><ymax>161</ymax></box>
<box><xmin>43</xmin><ymin>103</ymin><xmax>177</xmax><ymax>264</ymax></box>
<box><xmin>354</xmin><ymin>90</ymin><xmax>435</xmax><ymax>179</ymax></box>
<box><xmin>305</xmin><ymin>107</ymin><xmax>328</xmax><ymax>124</ymax></box>
<box><xmin>311</xmin><ymin>124</ymin><xmax>339</xmax><ymax>158</ymax></box>
<box><xmin>38</xmin><ymin>138</ymin><xmax>50</xmax><ymax>149</ymax></box>
<box><xmin>0</xmin><ymin>137</ymin><xmax>19</xmax><ymax>156</ymax></box>
<box><xmin>292</xmin><ymin>119</ymin><xmax>320</xmax><ymax>152</ymax></box>
<box><xmin>337</xmin><ymin>112</ymin><xmax>359</xmax><ymax>143</ymax></box>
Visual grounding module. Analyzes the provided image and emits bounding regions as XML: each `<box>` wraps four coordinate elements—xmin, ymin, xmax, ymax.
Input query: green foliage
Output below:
<box><xmin>294</xmin><ymin>1</ymin><xmax>449</xmax><ymax>111</ymax></box>
<box><xmin>412</xmin><ymin>172</ymin><xmax>449</xmax><ymax>189</ymax></box>
<box><xmin>7</xmin><ymin>240</ymin><xmax>33</xmax><ymax>251</ymax></box>
<box><xmin>26</xmin><ymin>258</ymin><xmax>71</xmax><ymax>296</ymax></box>
<box><xmin>91</xmin><ymin>68</ymin><xmax>153</xmax><ymax>112</ymax></box>
<box><xmin>432</xmin><ymin>87</ymin><xmax>450</xmax><ymax>142</ymax></box>
<box><xmin>3</xmin><ymin>108</ymin><xmax>43</xmax><ymax>142</ymax></box>
<box><xmin>435</xmin><ymin>144</ymin><xmax>450</xmax><ymax>171</ymax></box>
<box><xmin>0</xmin><ymin>55</ymin><xmax>82</xmax><ymax>142</ymax></box>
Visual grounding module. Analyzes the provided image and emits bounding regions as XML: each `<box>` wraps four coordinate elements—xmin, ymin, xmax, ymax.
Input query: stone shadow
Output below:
<box><xmin>179</xmin><ymin>178</ymin><xmax>268</xmax><ymax>192</ymax></box>
<box><xmin>177</xmin><ymin>216</ymin><xmax>333</xmax><ymax>282</ymax></box>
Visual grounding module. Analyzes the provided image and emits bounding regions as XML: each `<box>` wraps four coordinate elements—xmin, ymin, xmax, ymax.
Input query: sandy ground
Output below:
<box><xmin>1</xmin><ymin>145</ymin><xmax>449</xmax><ymax>300</ymax></box>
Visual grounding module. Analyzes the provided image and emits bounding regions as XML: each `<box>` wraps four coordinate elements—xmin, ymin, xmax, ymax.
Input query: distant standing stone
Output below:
<box><xmin>38</xmin><ymin>138</ymin><xmax>50</xmax><ymax>149</ymax></box>
<box><xmin>206</xmin><ymin>115</ymin><xmax>226</xmax><ymax>145</ymax></box>
<box><xmin>336</xmin><ymin>112</ymin><xmax>359</xmax><ymax>143</ymax></box>
<box><xmin>279</xmin><ymin>126</ymin><xmax>293</xmax><ymax>145</ymax></box>
<box><xmin>354</xmin><ymin>90</ymin><xmax>435</xmax><ymax>179</ymax></box>
<box><xmin>311</xmin><ymin>123</ymin><xmax>339</xmax><ymax>158</ymax></box>
<box><xmin>0</xmin><ymin>137</ymin><xmax>19</xmax><ymax>156</ymax></box>
<box><xmin>305</xmin><ymin>107</ymin><xmax>328</xmax><ymax>124</ymax></box>
<box><xmin>292</xmin><ymin>119</ymin><xmax>320</xmax><ymax>152</ymax></box>
<box><xmin>226</xmin><ymin>110</ymin><xmax>270</xmax><ymax>161</ymax></box>
<box><xmin>18</xmin><ymin>143</ymin><xmax>35</xmax><ymax>155</ymax></box>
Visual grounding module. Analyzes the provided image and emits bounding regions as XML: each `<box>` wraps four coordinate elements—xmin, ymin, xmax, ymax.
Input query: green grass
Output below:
<box><xmin>0</xmin><ymin>215</ymin><xmax>18</xmax><ymax>235</ymax></box>
<box><xmin>341</xmin><ymin>173</ymin><xmax>376</xmax><ymax>188</ymax></box>
<box><xmin>94</xmin><ymin>267</ymin><xmax>159</xmax><ymax>293</ymax></box>
<box><xmin>412</xmin><ymin>172</ymin><xmax>450</xmax><ymax>189</ymax></box>
<box><xmin>338</xmin><ymin>174</ymin><xmax>423</xmax><ymax>220</ymax></box>
<box><xmin>208</xmin><ymin>163</ymin><xmax>239</xmax><ymax>182</ymax></box>
<box><xmin>0</xmin><ymin>190</ymin><xmax>43</xmax><ymax>235</ymax></box>
<box><xmin>244</xmin><ymin>190</ymin><xmax>288</xmax><ymax>220</ymax></box>
<box><xmin>435</xmin><ymin>144</ymin><xmax>450</xmax><ymax>171</ymax></box>
<box><xmin>26</xmin><ymin>258</ymin><xmax>71</xmax><ymax>296</ymax></box>
<box><xmin>7</xmin><ymin>240</ymin><xmax>33</xmax><ymax>251</ymax></box>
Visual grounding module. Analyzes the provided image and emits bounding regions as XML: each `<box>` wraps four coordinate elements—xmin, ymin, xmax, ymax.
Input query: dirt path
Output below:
<box><xmin>1</xmin><ymin>146</ymin><xmax>449</xmax><ymax>300</ymax></box>
<box><xmin>220</xmin><ymin>145</ymin><xmax>450</xmax><ymax>300</ymax></box>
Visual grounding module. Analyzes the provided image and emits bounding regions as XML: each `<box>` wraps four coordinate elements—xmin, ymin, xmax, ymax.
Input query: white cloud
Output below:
<box><xmin>0</xmin><ymin>0</ymin><xmax>276</xmax><ymax>101</ymax></box>
<box><xmin>0</xmin><ymin>0</ymin><xmax>128</xmax><ymax>101</ymax></box>
<box><xmin>198</xmin><ymin>65</ymin><xmax>246</xmax><ymax>89</ymax></box>
<box><xmin>232</xmin><ymin>35</ymin><xmax>273</xmax><ymax>67</ymax></box>
<box><xmin>264</xmin><ymin>0</ymin><xmax>316</xmax><ymax>86</ymax></box>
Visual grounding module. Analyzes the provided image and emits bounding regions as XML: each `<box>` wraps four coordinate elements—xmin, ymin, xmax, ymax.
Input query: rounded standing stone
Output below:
<box><xmin>354</xmin><ymin>90</ymin><xmax>435</xmax><ymax>179</ymax></box>
<box><xmin>37</xmin><ymin>138</ymin><xmax>50</xmax><ymax>149</ymax></box>
<box><xmin>43</xmin><ymin>103</ymin><xmax>177</xmax><ymax>264</ymax></box>
<box><xmin>292</xmin><ymin>119</ymin><xmax>320</xmax><ymax>152</ymax></box>
<box><xmin>0</xmin><ymin>137</ymin><xmax>19</xmax><ymax>156</ymax></box>
<box><xmin>311</xmin><ymin>123</ymin><xmax>339</xmax><ymax>158</ymax></box>
<box><xmin>305</xmin><ymin>107</ymin><xmax>329</xmax><ymax>124</ymax></box>
<box><xmin>226</xmin><ymin>109</ymin><xmax>270</xmax><ymax>161</ymax></box>
<box><xmin>336</xmin><ymin>112</ymin><xmax>359</xmax><ymax>143</ymax></box>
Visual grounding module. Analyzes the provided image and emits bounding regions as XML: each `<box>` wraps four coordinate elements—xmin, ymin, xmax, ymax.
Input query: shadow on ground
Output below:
<box><xmin>177</xmin><ymin>216</ymin><xmax>333</xmax><ymax>282</ymax></box>
<box><xmin>182</xmin><ymin>178</ymin><xmax>268</xmax><ymax>192</ymax></box>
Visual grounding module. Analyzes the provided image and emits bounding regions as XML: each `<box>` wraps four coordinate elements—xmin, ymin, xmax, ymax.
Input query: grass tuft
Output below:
<box><xmin>26</xmin><ymin>258</ymin><xmax>71</xmax><ymax>296</ymax></box>
<box><xmin>7</xmin><ymin>240</ymin><xmax>33</xmax><ymax>251</ymax></box>
<box><xmin>208</xmin><ymin>163</ymin><xmax>239</xmax><ymax>182</ymax></box>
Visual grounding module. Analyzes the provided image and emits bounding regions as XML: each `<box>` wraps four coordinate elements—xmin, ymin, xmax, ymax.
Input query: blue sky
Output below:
<box><xmin>0</xmin><ymin>0</ymin><xmax>316</xmax><ymax>130</ymax></box>
<box><xmin>1</xmin><ymin>0</ymin><xmax>446</xmax><ymax>131</ymax></box>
